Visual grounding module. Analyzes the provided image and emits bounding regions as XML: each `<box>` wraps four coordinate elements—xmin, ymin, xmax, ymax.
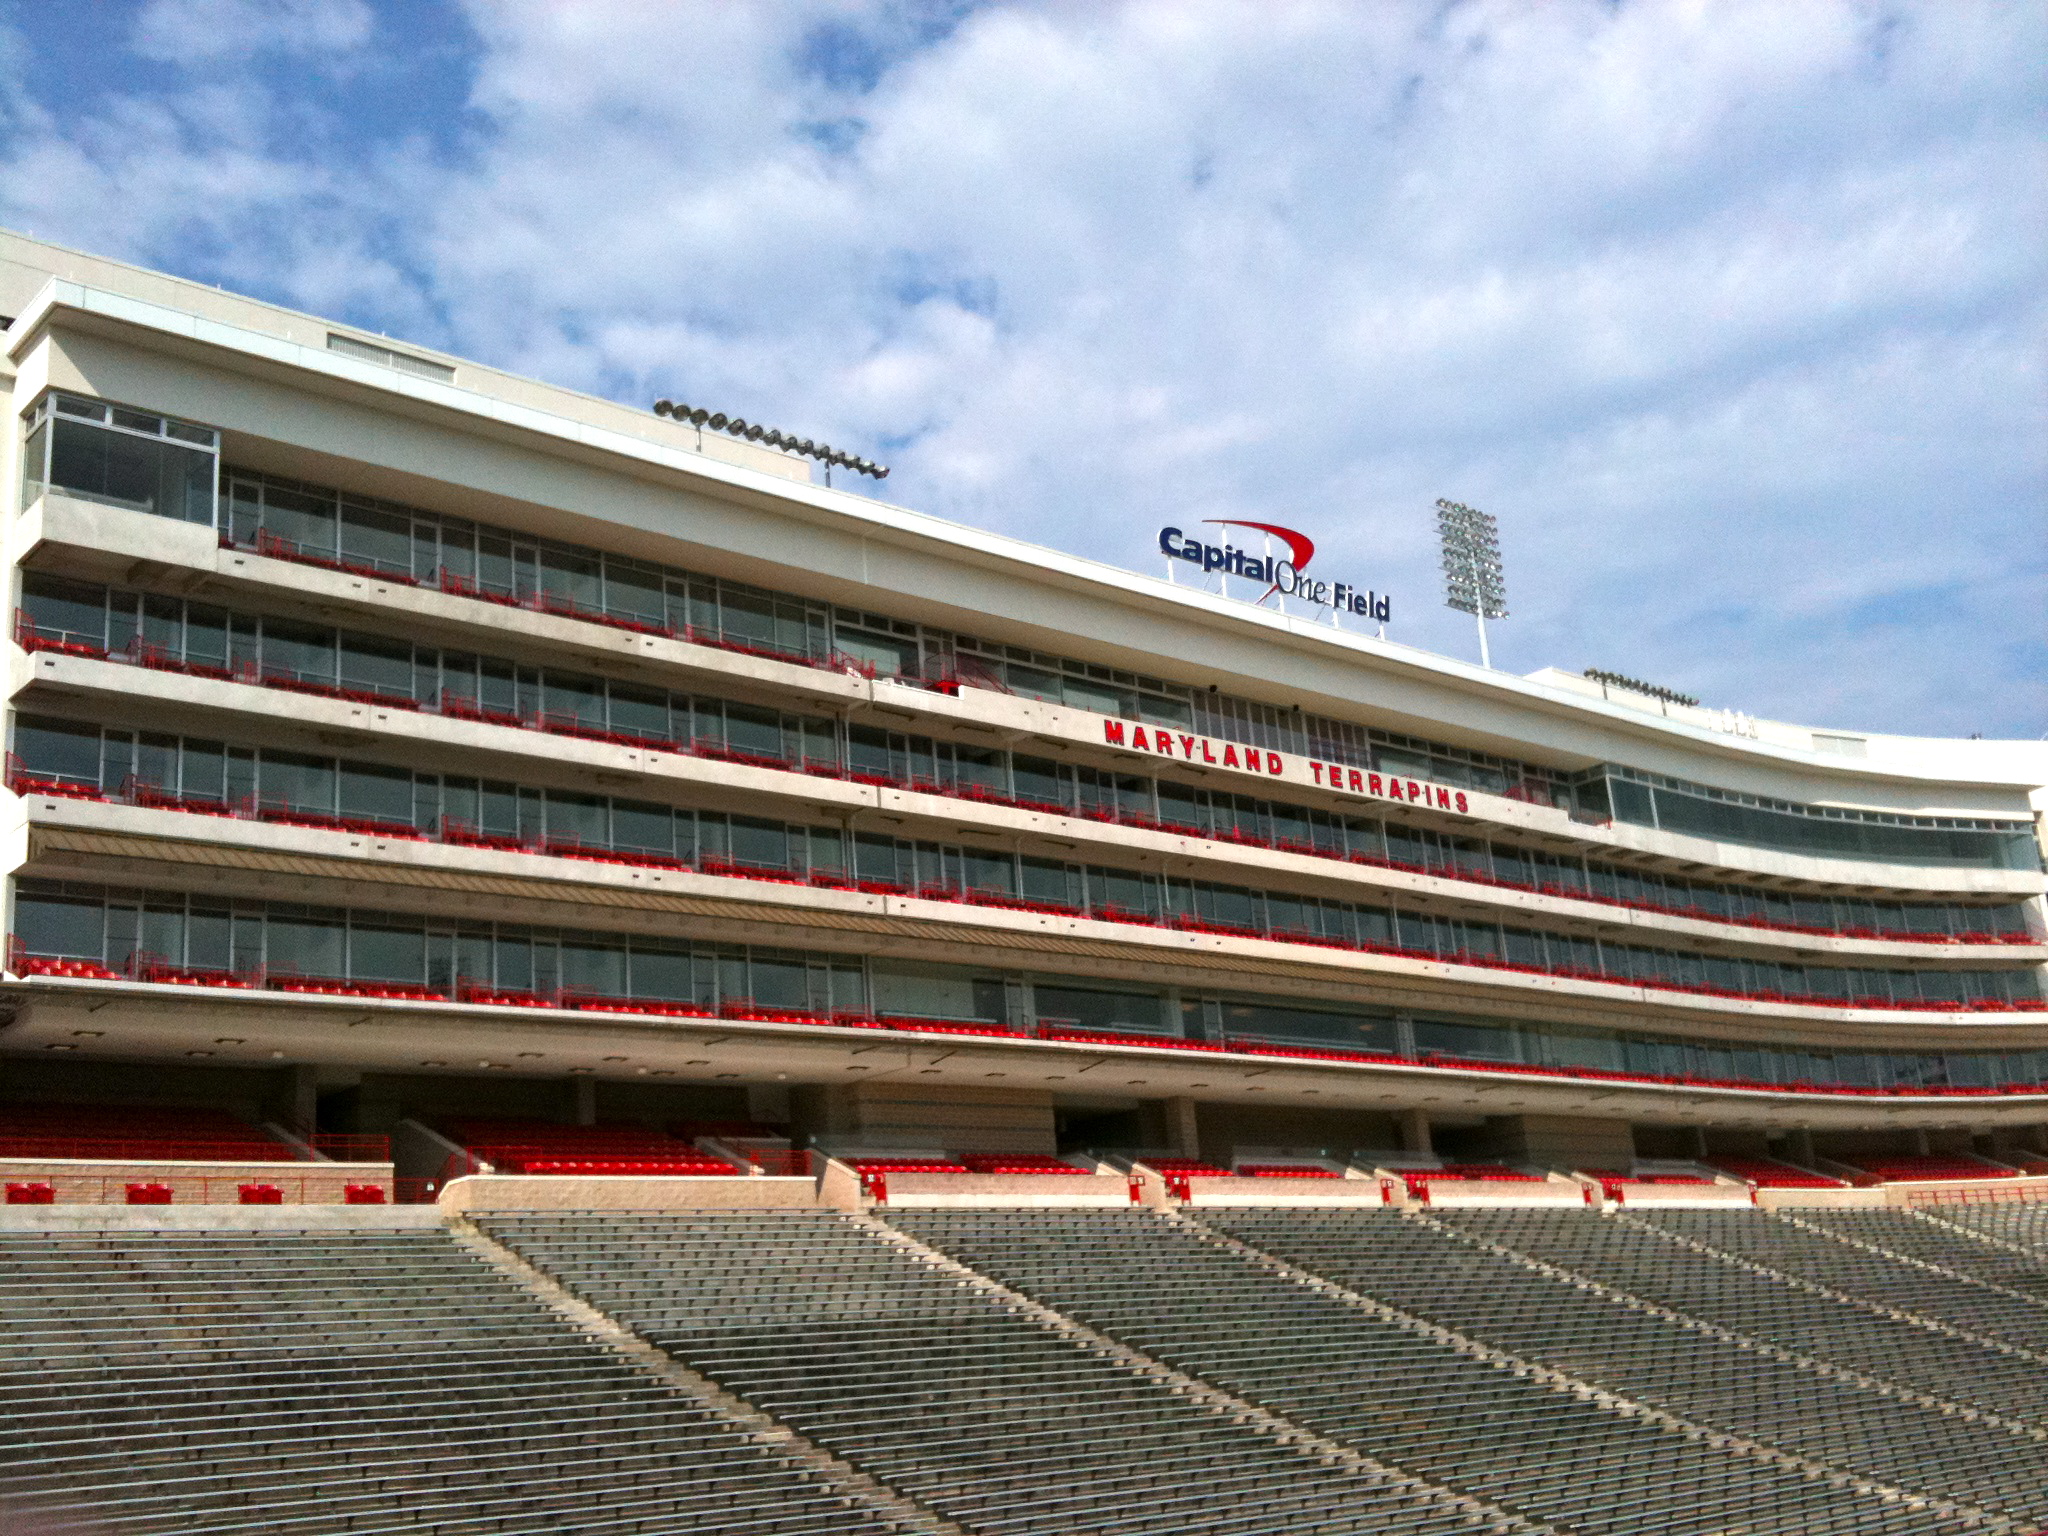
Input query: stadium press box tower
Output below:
<box><xmin>0</xmin><ymin>227</ymin><xmax>2043</xmax><ymax>1201</ymax></box>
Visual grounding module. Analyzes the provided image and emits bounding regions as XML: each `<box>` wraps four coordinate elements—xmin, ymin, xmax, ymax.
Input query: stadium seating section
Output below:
<box><xmin>1706</xmin><ymin>1156</ymin><xmax>1844</xmax><ymax>1188</ymax></box>
<box><xmin>439</xmin><ymin>1119</ymin><xmax>737</xmax><ymax>1177</ymax></box>
<box><xmin>0</xmin><ymin>1228</ymin><xmax>911</xmax><ymax>1535</ymax></box>
<box><xmin>0</xmin><ymin>1203</ymin><xmax>2043</xmax><ymax>1530</ymax></box>
<box><xmin>0</xmin><ymin>1103</ymin><xmax>294</xmax><ymax>1162</ymax></box>
<box><xmin>1838</xmin><ymin>1153</ymin><xmax>2018</xmax><ymax>1184</ymax></box>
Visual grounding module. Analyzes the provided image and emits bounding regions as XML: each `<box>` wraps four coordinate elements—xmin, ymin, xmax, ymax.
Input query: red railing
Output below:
<box><xmin>26</xmin><ymin>604</ymin><xmax>2032</xmax><ymax>955</ymax></box>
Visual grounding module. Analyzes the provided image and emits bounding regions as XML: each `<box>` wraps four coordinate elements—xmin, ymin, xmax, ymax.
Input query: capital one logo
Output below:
<box><xmin>1157</xmin><ymin>520</ymin><xmax>1387</xmax><ymax>622</ymax></box>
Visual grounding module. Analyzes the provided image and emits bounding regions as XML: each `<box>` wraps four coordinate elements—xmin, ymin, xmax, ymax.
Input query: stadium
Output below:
<box><xmin>1</xmin><ymin>226</ymin><xmax>2046</xmax><ymax>1532</ymax></box>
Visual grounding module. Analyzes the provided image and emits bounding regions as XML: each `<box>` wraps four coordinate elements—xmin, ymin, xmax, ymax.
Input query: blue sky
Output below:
<box><xmin>4</xmin><ymin>0</ymin><xmax>2042</xmax><ymax>739</ymax></box>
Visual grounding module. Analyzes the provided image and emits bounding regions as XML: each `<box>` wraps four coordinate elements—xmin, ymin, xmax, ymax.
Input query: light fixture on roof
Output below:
<box><xmin>1584</xmin><ymin>669</ymin><xmax>1700</xmax><ymax>709</ymax></box>
<box><xmin>654</xmin><ymin>398</ymin><xmax>889</xmax><ymax>481</ymax></box>
<box><xmin>1436</xmin><ymin>498</ymin><xmax>1507</xmax><ymax>670</ymax></box>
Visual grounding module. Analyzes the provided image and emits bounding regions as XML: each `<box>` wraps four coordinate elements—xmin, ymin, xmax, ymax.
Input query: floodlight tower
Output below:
<box><xmin>1436</xmin><ymin>498</ymin><xmax>1507</xmax><ymax>669</ymax></box>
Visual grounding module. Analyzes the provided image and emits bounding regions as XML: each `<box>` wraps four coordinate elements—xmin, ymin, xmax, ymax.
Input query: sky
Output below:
<box><xmin>3</xmin><ymin>0</ymin><xmax>2042</xmax><ymax>739</ymax></box>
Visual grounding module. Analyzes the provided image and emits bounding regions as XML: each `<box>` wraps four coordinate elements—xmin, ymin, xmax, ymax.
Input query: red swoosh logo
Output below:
<box><xmin>1203</xmin><ymin>519</ymin><xmax>1315</xmax><ymax>602</ymax></box>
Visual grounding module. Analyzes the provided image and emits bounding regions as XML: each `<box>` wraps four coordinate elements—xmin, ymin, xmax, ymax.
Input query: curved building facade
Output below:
<box><xmin>2</xmin><ymin>229</ymin><xmax>2043</xmax><ymax>1179</ymax></box>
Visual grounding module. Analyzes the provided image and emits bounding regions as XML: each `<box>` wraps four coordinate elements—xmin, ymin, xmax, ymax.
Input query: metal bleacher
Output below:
<box><xmin>1792</xmin><ymin>1207</ymin><xmax>2048</xmax><ymax>1302</ymax></box>
<box><xmin>887</xmin><ymin>1206</ymin><xmax>1981</xmax><ymax>1535</ymax></box>
<box><xmin>0</xmin><ymin>1227</ymin><xmax>911</xmax><ymax>1535</ymax></box>
<box><xmin>1198</xmin><ymin>1205</ymin><xmax>2048</xmax><ymax>1524</ymax></box>
<box><xmin>1428</xmin><ymin>1206</ymin><xmax>2048</xmax><ymax>1431</ymax></box>
<box><xmin>1629</xmin><ymin>1208</ymin><xmax>2048</xmax><ymax>1352</ymax></box>
<box><xmin>480</xmin><ymin>1209</ymin><xmax>1498</xmax><ymax>1536</ymax></box>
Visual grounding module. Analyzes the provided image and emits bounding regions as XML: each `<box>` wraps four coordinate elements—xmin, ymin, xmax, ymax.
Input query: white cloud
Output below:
<box><xmin>0</xmin><ymin>0</ymin><xmax>2040</xmax><ymax>737</ymax></box>
<box><xmin>131</xmin><ymin>0</ymin><xmax>374</xmax><ymax>64</ymax></box>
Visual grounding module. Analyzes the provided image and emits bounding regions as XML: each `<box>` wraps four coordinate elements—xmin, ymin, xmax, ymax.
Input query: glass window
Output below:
<box><xmin>1413</xmin><ymin>1016</ymin><xmax>1518</xmax><ymax>1060</ymax></box>
<box><xmin>46</xmin><ymin>408</ymin><xmax>215</xmax><ymax>525</ymax></box>
<box><xmin>19</xmin><ymin>574</ymin><xmax>107</xmax><ymax>649</ymax></box>
<box><xmin>871</xmin><ymin>961</ymin><xmax>988</xmax><ymax>1019</ymax></box>
<box><xmin>13</xmin><ymin>890</ymin><xmax>103</xmax><ymax>959</ymax></box>
<box><xmin>259</xmin><ymin>751</ymin><xmax>336</xmax><ymax>814</ymax></box>
<box><xmin>268</xmin><ymin>909</ymin><xmax>346</xmax><ymax>979</ymax></box>
<box><xmin>1221</xmin><ymin>1002</ymin><xmax>1396</xmax><ymax>1052</ymax></box>
<box><xmin>339</xmin><ymin>763</ymin><xmax>412</xmax><ymax>824</ymax></box>
<box><xmin>13</xmin><ymin>716</ymin><xmax>103</xmax><ymax>786</ymax></box>
<box><xmin>1034</xmin><ymin>983</ymin><xmax>1164</xmax><ymax>1033</ymax></box>
<box><xmin>339</xmin><ymin>501</ymin><xmax>413</xmax><ymax>575</ymax></box>
<box><xmin>349</xmin><ymin>923</ymin><xmax>425</xmax><ymax>983</ymax></box>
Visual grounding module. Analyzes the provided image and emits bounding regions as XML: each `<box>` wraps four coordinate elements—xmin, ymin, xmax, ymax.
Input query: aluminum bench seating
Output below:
<box><xmin>1934</xmin><ymin>1204</ymin><xmax>2048</xmax><ymax>1254</ymax></box>
<box><xmin>890</xmin><ymin>1208</ymin><xmax>1968</xmax><ymax>1536</ymax></box>
<box><xmin>1430</xmin><ymin>1207</ymin><xmax>2048</xmax><ymax>1429</ymax></box>
<box><xmin>0</xmin><ymin>1230</ymin><xmax>909</xmax><ymax>1536</ymax></box>
<box><xmin>482</xmin><ymin>1210</ymin><xmax>1490</xmax><ymax>1535</ymax></box>
<box><xmin>1798</xmin><ymin>1208</ymin><xmax>2048</xmax><ymax>1299</ymax></box>
<box><xmin>1198</xmin><ymin>1205</ymin><xmax>2048</xmax><ymax>1521</ymax></box>
<box><xmin>1633</xmin><ymin>1208</ymin><xmax>2048</xmax><ymax>1352</ymax></box>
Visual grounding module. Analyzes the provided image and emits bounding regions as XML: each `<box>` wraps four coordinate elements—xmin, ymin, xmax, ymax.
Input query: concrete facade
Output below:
<box><xmin>1</xmin><ymin>227</ymin><xmax>2044</xmax><ymax>1197</ymax></box>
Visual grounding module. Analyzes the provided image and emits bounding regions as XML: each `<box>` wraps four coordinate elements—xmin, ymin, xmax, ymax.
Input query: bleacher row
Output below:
<box><xmin>4</xmin><ymin>1203</ymin><xmax>2046</xmax><ymax>1533</ymax></box>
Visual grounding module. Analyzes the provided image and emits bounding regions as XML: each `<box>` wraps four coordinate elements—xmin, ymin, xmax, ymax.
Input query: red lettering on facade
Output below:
<box><xmin>1368</xmin><ymin>773</ymin><xmax>1383</xmax><ymax>795</ymax></box>
<box><xmin>1132</xmin><ymin>727</ymin><xmax>1151</xmax><ymax>751</ymax></box>
<box><xmin>1406</xmin><ymin>780</ymin><xmax>1423</xmax><ymax>802</ymax></box>
<box><xmin>1222</xmin><ymin>744</ymin><xmax>1240</xmax><ymax>768</ymax></box>
<box><xmin>1201</xmin><ymin>741</ymin><xmax>1217</xmax><ymax>764</ymax></box>
<box><xmin>1347</xmin><ymin>768</ymin><xmax>1364</xmax><ymax>791</ymax></box>
<box><xmin>1266</xmin><ymin>752</ymin><xmax>1282</xmax><ymax>774</ymax></box>
<box><xmin>1386</xmin><ymin>779</ymin><xmax>1404</xmax><ymax>801</ymax></box>
<box><xmin>1309</xmin><ymin>763</ymin><xmax>1325</xmax><ymax>784</ymax></box>
<box><xmin>1104</xmin><ymin>720</ymin><xmax>1125</xmax><ymax>745</ymax></box>
<box><xmin>1436</xmin><ymin>787</ymin><xmax>1451</xmax><ymax>809</ymax></box>
<box><xmin>1155</xmin><ymin>735</ymin><xmax>1173</xmax><ymax>756</ymax></box>
<box><xmin>1178</xmin><ymin>734</ymin><xmax>1198</xmax><ymax>758</ymax></box>
<box><xmin>1455</xmin><ymin>791</ymin><xmax>1469</xmax><ymax>813</ymax></box>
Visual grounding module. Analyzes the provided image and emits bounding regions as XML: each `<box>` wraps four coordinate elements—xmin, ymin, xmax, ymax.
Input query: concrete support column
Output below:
<box><xmin>288</xmin><ymin>1065</ymin><xmax>318</xmax><ymax>1131</ymax></box>
<box><xmin>1397</xmin><ymin>1108</ymin><xmax>1432</xmax><ymax>1156</ymax></box>
<box><xmin>572</xmin><ymin>1076</ymin><xmax>596</xmax><ymax>1127</ymax></box>
<box><xmin>1789</xmin><ymin>1126</ymin><xmax>1816</xmax><ymax>1167</ymax></box>
<box><xmin>1165</xmin><ymin>1096</ymin><xmax>1200</xmax><ymax>1159</ymax></box>
<box><xmin>1690</xmin><ymin>1125</ymin><xmax>1709</xmax><ymax>1159</ymax></box>
<box><xmin>1912</xmin><ymin>1127</ymin><xmax>1932</xmax><ymax>1156</ymax></box>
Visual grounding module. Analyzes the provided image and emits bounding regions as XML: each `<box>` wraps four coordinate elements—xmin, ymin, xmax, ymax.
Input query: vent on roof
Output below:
<box><xmin>327</xmin><ymin>333</ymin><xmax>455</xmax><ymax>383</ymax></box>
<box><xmin>1811</xmin><ymin>733</ymin><xmax>1868</xmax><ymax>758</ymax></box>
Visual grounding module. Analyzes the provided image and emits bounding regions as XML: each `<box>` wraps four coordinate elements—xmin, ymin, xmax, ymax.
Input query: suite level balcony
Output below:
<box><xmin>16</xmin><ymin>490</ymin><xmax>2040</xmax><ymax>902</ymax></box>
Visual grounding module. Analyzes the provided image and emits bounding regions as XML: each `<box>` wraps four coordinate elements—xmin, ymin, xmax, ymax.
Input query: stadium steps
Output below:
<box><xmin>0</xmin><ymin>1227</ymin><xmax>917</xmax><ymax>1535</ymax></box>
<box><xmin>1430</xmin><ymin>1206</ymin><xmax>2048</xmax><ymax>1431</ymax></box>
<box><xmin>888</xmin><ymin>1206</ymin><xmax>1991</xmax><ymax>1536</ymax></box>
<box><xmin>1197</xmin><ymin>1204</ymin><xmax>2048</xmax><ymax>1523</ymax></box>
<box><xmin>479</xmin><ymin>1208</ymin><xmax>1530</xmax><ymax>1536</ymax></box>
<box><xmin>448</xmin><ymin>1218</ymin><xmax>968</xmax><ymax>1536</ymax></box>
<box><xmin>1631</xmin><ymin>1209</ymin><xmax>2048</xmax><ymax>1353</ymax></box>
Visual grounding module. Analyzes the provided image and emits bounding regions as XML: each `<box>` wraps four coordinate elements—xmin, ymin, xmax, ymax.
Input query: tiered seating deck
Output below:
<box><xmin>0</xmin><ymin>1103</ymin><xmax>294</xmax><ymax>1163</ymax></box>
<box><xmin>0</xmin><ymin>1226</ymin><xmax>903</xmax><ymax>1535</ymax></box>
<box><xmin>441</xmin><ymin>1119</ymin><xmax>738</xmax><ymax>1177</ymax></box>
<box><xmin>0</xmin><ymin>1105</ymin><xmax>392</xmax><ymax>1206</ymax></box>
<box><xmin>1206</xmin><ymin>1206</ymin><xmax>2048</xmax><ymax>1521</ymax></box>
<box><xmin>1843</xmin><ymin>1153</ymin><xmax>2021</xmax><ymax>1186</ymax></box>
<box><xmin>1708</xmin><ymin>1156</ymin><xmax>1845</xmax><ymax>1189</ymax></box>
<box><xmin>483</xmin><ymin>1210</ymin><xmax>1483</xmax><ymax>1535</ymax></box>
<box><xmin>891</xmin><ymin>1206</ymin><xmax>1957</xmax><ymax>1534</ymax></box>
